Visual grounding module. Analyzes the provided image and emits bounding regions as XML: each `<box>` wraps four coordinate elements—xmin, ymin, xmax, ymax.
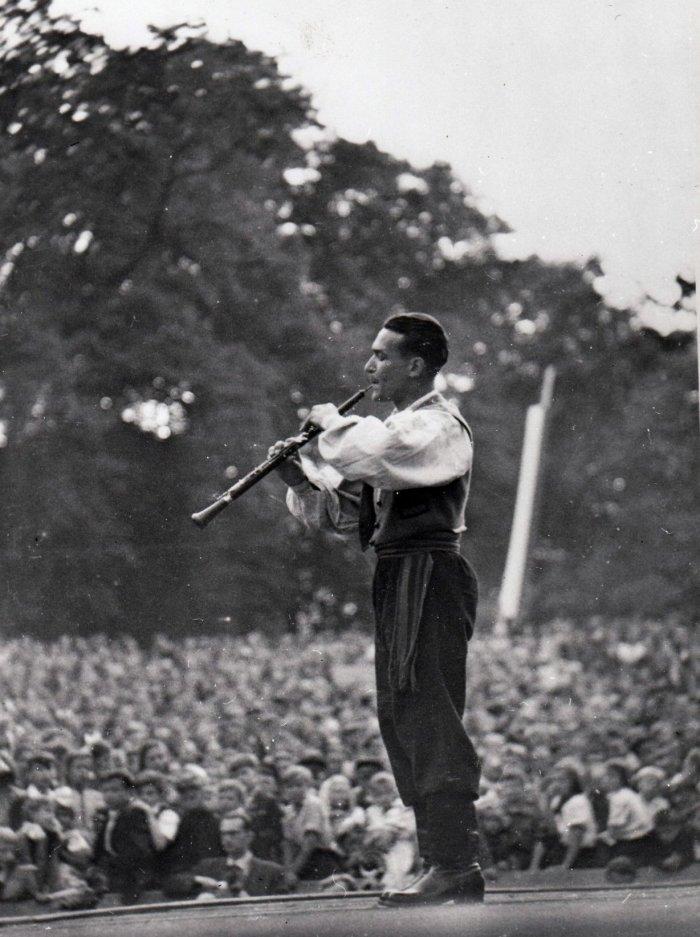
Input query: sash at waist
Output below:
<box><xmin>374</xmin><ymin>537</ymin><xmax>461</xmax><ymax>559</ymax></box>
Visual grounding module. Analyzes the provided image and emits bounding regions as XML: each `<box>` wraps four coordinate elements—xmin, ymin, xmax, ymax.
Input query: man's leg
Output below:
<box><xmin>426</xmin><ymin>792</ymin><xmax>480</xmax><ymax>868</ymax></box>
<box><xmin>374</xmin><ymin>560</ymin><xmax>431</xmax><ymax>887</ymax></box>
<box><xmin>379</xmin><ymin>553</ymin><xmax>484</xmax><ymax>905</ymax></box>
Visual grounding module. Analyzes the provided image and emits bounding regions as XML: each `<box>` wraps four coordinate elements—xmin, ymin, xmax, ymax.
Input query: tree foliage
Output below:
<box><xmin>0</xmin><ymin>1</ymin><xmax>696</xmax><ymax>637</ymax></box>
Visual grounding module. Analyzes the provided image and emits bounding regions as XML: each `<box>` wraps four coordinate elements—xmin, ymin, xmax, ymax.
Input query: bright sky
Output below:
<box><xmin>54</xmin><ymin>0</ymin><xmax>697</xmax><ymax>322</ymax></box>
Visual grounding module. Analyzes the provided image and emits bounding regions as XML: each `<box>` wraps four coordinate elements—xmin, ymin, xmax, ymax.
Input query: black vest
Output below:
<box><xmin>359</xmin><ymin>397</ymin><xmax>473</xmax><ymax>553</ymax></box>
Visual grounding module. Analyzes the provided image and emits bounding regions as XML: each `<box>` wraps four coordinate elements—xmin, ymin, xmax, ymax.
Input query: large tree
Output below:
<box><xmin>1</xmin><ymin>1</ymin><xmax>695</xmax><ymax>637</ymax></box>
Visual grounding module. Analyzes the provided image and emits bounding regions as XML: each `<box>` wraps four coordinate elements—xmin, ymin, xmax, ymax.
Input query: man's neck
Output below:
<box><xmin>226</xmin><ymin>850</ymin><xmax>248</xmax><ymax>862</ymax></box>
<box><xmin>391</xmin><ymin>383</ymin><xmax>436</xmax><ymax>411</ymax></box>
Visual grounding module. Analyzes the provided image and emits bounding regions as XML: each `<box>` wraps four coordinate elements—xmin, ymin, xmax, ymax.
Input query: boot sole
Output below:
<box><xmin>378</xmin><ymin>890</ymin><xmax>485</xmax><ymax>908</ymax></box>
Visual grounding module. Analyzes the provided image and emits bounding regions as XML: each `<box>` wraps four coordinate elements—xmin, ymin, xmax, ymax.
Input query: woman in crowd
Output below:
<box><xmin>363</xmin><ymin>772</ymin><xmax>418</xmax><ymax>891</ymax></box>
<box><xmin>533</xmin><ymin>763</ymin><xmax>598</xmax><ymax>870</ymax></box>
<box><xmin>132</xmin><ymin>771</ymin><xmax>180</xmax><ymax>852</ymax></box>
<box><xmin>138</xmin><ymin>740</ymin><xmax>173</xmax><ymax>775</ymax></box>
<box><xmin>631</xmin><ymin>766</ymin><xmax>669</xmax><ymax>823</ymax></box>
<box><xmin>0</xmin><ymin>828</ymin><xmax>38</xmax><ymax>901</ymax></box>
<box><xmin>215</xmin><ymin>779</ymin><xmax>248</xmax><ymax>817</ymax></box>
<box><xmin>318</xmin><ymin>774</ymin><xmax>366</xmax><ymax>859</ymax></box>
<box><xmin>56</xmin><ymin>750</ymin><xmax>104</xmax><ymax>839</ymax></box>
<box><xmin>598</xmin><ymin>760</ymin><xmax>656</xmax><ymax>866</ymax></box>
<box><xmin>280</xmin><ymin>766</ymin><xmax>340</xmax><ymax>885</ymax></box>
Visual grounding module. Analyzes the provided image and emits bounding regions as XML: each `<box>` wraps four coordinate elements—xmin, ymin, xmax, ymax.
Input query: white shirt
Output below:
<box><xmin>287</xmin><ymin>391</ymin><xmax>471</xmax><ymax>532</ymax></box>
<box><xmin>103</xmin><ymin>809</ymin><xmax>118</xmax><ymax>855</ymax></box>
<box><xmin>53</xmin><ymin>786</ymin><xmax>105</xmax><ymax>835</ymax></box>
<box><xmin>156</xmin><ymin>806</ymin><xmax>180</xmax><ymax>842</ymax></box>
<box><xmin>365</xmin><ymin>799</ymin><xmax>416</xmax><ymax>840</ymax></box>
<box><xmin>605</xmin><ymin>788</ymin><xmax>654</xmax><ymax>841</ymax></box>
<box><xmin>225</xmin><ymin>849</ymin><xmax>253</xmax><ymax>880</ymax></box>
<box><xmin>553</xmin><ymin>793</ymin><xmax>598</xmax><ymax>849</ymax></box>
<box><xmin>282</xmin><ymin>791</ymin><xmax>334</xmax><ymax>853</ymax></box>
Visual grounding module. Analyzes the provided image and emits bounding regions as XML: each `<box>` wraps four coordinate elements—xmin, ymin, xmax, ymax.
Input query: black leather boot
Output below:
<box><xmin>378</xmin><ymin>862</ymin><xmax>485</xmax><ymax>907</ymax></box>
<box><xmin>378</xmin><ymin>858</ymin><xmax>431</xmax><ymax>905</ymax></box>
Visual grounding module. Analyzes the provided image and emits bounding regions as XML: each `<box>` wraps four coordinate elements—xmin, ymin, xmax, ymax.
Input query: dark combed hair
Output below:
<box><xmin>382</xmin><ymin>312</ymin><xmax>449</xmax><ymax>375</ymax></box>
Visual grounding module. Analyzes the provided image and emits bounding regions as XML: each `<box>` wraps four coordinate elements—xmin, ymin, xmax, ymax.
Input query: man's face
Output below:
<box><xmin>33</xmin><ymin>803</ymin><xmax>56</xmax><ymax>830</ymax></box>
<box><xmin>0</xmin><ymin>843</ymin><xmax>16</xmax><ymax>865</ymax></box>
<box><xmin>637</xmin><ymin>776</ymin><xmax>661</xmax><ymax>799</ymax></box>
<box><xmin>232</xmin><ymin>766</ymin><xmax>258</xmax><ymax>792</ymax></box>
<box><xmin>218</xmin><ymin>787</ymin><xmax>244</xmax><ymax>814</ymax></box>
<box><xmin>220</xmin><ymin>820</ymin><xmax>252</xmax><ymax>859</ymax></box>
<box><xmin>254</xmin><ymin>774</ymin><xmax>277</xmax><ymax>799</ymax></box>
<box><xmin>600</xmin><ymin>769</ymin><xmax>621</xmax><ymax>793</ymax></box>
<box><xmin>547</xmin><ymin>770</ymin><xmax>572</xmax><ymax>800</ymax></box>
<box><xmin>364</xmin><ymin>328</ymin><xmax>419</xmax><ymax>404</ymax></box>
<box><xmin>94</xmin><ymin>750</ymin><xmax>112</xmax><ymax>774</ymax></box>
<box><xmin>143</xmin><ymin>744</ymin><xmax>170</xmax><ymax>772</ymax></box>
<box><xmin>355</xmin><ymin>765</ymin><xmax>380</xmax><ymax>789</ymax></box>
<box><xmin>282</xmin><ymin>780</ymin><xmax>307</xmax><ymax>808</ymax></box>
<box><xmin>368</xmin><ymin>782</ymin><xmax>395</xmax><ymax>810</ymax></box>
<box><xmin>178</xmin><ymin>785</ymin><xmax>205</xmax><ymax>811</ymax></box>
<box><xmin>68</xmin><ymin>756</ymin><xmax>93</xmax><ymax>788</ymax></box>
<box><xmin>101</xmin><ymin>779</ymin><xmax>130</xmax><ymax>809</ymax></box>
<box><xmin>26</xmin><ymin>762</ymin><xmax>55</xmax><ymax>790</ymax></box>
<box><xmin>138</xmin><ymin>782</ymin><xmax>161</xmax><ymax>808</ymax></box>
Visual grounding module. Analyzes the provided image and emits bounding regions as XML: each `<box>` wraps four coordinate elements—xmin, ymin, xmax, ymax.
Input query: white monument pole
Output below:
<box><xmin>496</xmin><ymin>366</ymin><xmax>556</xmax><ymax>633</ymax></box>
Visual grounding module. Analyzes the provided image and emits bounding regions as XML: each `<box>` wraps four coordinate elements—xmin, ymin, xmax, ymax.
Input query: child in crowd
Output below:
<box><xmin>158</xmin><ymin>772</ymin><xmax>221</xmax><ymax>879</ymax></box>
<box><xmin>280</xmin><ymin>766</ymin><xmax>339</xmax><ymax>885</ymax></box>
<box><xmin>138</xmin><ymin>740</ymin><xmax>173</xmax><ymax>775</ymax></box>
<box><xmin>56</xmin><ymin>749</ymin><xmax>104</xmax><ymax>840</ymax></box>
<box><xmin>53</xmin><ymin>798</ymin><xmax>92</xmax><ymax>869</ymax></box>
<box><xmin>92</xmin><ymin>770</ymin><xmax>157</xmax><ymax>903</ymax></box>
<box><xmin>17</xmin><ymin>796</ymin><xmax>64</xmax><ymax>893</ymax></box>
<box><xmin>215</xmin><ymin>779</ymin><xmax>248</xmax><ymax>817</ymax></box>
<box><xmin>0</xmin><ymin>757</ymin><xmax>17</xmax><ymax>828</ymax></box>
<box><xmin>21</xmin><ymin>753</ymin><xmax>58</xmax><ymax>798</ymax></box>
<box><xmin>228</xmin><ymin>754</ymin><xmax>261</xmax><ymax>794</ymax></box>
<box><xmin>318</xmin><ymin>774</ymin><xmax>366</xmax><ymax>859</ymax></box>
<box><xmin>131</xmin><ymin>771</ymin><xmax>180</xmax><ymax>852</ymax></box>
<box><xmin>631</xmin><ymin>766</ymin><xmax>669</xmax><ymax>823</ymax></box>
<box><xmin>364</xmin><ymin>772</ymin><xmax>418</xmax><ymax>891</ymax></box>
<box><xmin>533</xmin><ymin>764</ymin><xmax>598</xmax><ymax>870</ymax></box>
<box><xmin>351</xmin><ymin>757</ymin><xmax>385</xmax><ymax>809</ymax></box>
<box><xmin>8</xmin><ymin>753</ymin><xmax>57</xmax><ymax>829</ymax></box>
<box><xmin>0</xmin><ymin>828</ymin><xmax>38</xmax><ymax>901</ymax></box>
<box><xmin>248</xmin><ymin>787</ymin><xmax>284</xmax><ymax>866</ymax></box>
<box><xmin>475</xmin><ymin>803</ymin><xmax>512</xmax><ymax>874</ymax></box>
<box><xmin>598</xmin><ymin>760</ymin><xmax>655</xmax><ymax>866</ymax></box>
<box><xmin>652</xmin><ymin>809</ymin><xmax>695</xmax><ymax>873</ymax></box>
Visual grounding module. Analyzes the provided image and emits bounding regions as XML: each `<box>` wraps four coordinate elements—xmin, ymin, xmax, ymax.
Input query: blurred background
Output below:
<box><xmin>0</xmin><ymin>0</ymin><xmax>697</xmax><ymax>639</ymax></box>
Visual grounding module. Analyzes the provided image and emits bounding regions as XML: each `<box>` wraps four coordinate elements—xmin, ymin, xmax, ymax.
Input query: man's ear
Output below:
<box><xmin>408</xmin><ymin>356</ymin><xmax>426</xmax><ymax>378</ymax></box>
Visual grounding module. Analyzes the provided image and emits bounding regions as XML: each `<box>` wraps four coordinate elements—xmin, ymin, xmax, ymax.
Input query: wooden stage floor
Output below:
<box><xmin>1</xmin><ymin>879</ymin><xmax>698</xmax><ymax>937</ymax></box>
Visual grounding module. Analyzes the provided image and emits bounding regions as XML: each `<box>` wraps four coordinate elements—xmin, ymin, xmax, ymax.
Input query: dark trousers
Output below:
<box><xmin>373</xmin><ymin>550</ymin><xmax>481</xmax><ymax>866</ymax></box>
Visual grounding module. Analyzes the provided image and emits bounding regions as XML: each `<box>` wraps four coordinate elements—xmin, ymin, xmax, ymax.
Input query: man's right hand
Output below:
<box><xmin>267</xmin><ymin>437</ymin><xmax>307</xmax><ymax>487</ymax></box>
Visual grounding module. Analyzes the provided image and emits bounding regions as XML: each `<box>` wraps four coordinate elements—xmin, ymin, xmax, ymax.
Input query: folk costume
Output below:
<box><xmin>287</xmin><ymin>390</ymin><xmax>482</xmax><ymax>879</ymax></box>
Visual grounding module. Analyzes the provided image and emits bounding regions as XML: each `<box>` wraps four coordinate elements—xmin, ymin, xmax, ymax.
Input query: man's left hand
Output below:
<box><xmin>302</xmin><ymin>403</ymin><xmax>339</xmax><ymax>431</ymax></box>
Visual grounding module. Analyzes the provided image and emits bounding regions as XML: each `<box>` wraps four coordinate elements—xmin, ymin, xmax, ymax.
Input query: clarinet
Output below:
<box><xmin>191</xmin><ymin>387</ymin><xmax>367</xmax><ymax>528</ymax></box>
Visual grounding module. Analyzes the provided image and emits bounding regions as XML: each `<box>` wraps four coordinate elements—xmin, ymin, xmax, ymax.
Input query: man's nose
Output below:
<box><xmin>364</xmin><ymin>358</ymin><xmax>375</xmax><ymax>374</ymax></box>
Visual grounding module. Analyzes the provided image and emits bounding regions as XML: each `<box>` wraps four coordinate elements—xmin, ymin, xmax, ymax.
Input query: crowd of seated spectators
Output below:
<box><xmin>0</xmin><ymin>617</ymin><xmax>697</xmax><ymax>911</ymax></box>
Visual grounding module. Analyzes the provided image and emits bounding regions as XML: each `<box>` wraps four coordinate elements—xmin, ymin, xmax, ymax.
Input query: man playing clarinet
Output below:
<box><xmin>268</xmin><ymin>313</ymin><xmax>484</xmax><ymax>906</ymax></box>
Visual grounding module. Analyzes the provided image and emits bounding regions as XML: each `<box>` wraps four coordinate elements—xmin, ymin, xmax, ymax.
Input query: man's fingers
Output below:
<box><xmin>267</xmin><ymin>437</ymin><xmax>305</xmax><ymax>460</ymax></box>
<box><xmin>299</xmin><ymin>415</ymin><xmax>319</xmax><ymax>432</ymax></box>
